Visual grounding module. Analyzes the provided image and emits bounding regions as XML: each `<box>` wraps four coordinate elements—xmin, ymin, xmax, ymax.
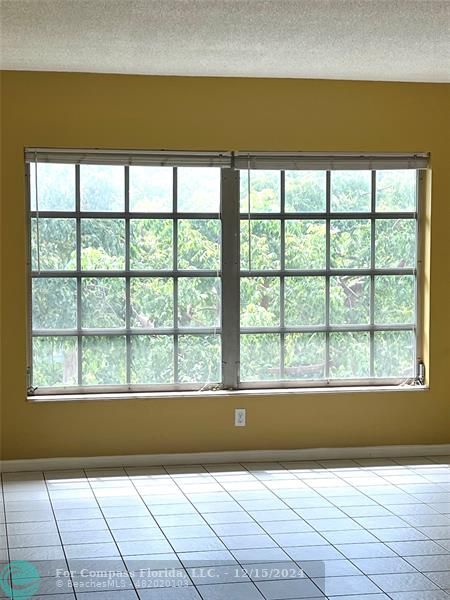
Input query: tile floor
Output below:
<box><xmin>1</xmin><ymin>456</ymin><xmax>450</xmax><ymax>599</ymax></box>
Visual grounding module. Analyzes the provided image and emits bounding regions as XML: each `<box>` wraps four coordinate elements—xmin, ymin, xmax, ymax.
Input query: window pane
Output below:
<box><xmin>374</xmin><ymin>275</ymin><xmax>415</xmax><ymax>324</ymax></box>
<box><xmin>130</xmin><ymin>278</ymin><xmax>173</xmax><ymax>328</ymax></box>
<box><xmin>240</xmin><ymin>334</ymin><xmax>280</xmax><ymax>381</ymax></box>
<box><xmin>129</xmin><ymin>166</ymin><xmax>173</xmax><ymax>212</ymax></box>
<box><xmin>285</xmin><ymin>220</ymin><xmax>326</xmax><ymax>270</ymax></box>
<box><xmin>178</xmin><ymin>219</ymin><xmax>220</xmax><ymax>270</ymax></box>
<box><xmin>285</xmin><ymin>277</ymin><xmax>325</xmax><ymax>326</ymax></box>
<box><xmin>376</xmin><ymin>170</ymin><xmax>416</xmax><ymax>212</ymax></box>
<box><xmin>29</xmin><ymin>161</ymin><xmax>420</xmax><ymax>392</ymax></box>
<box><xmin>330</xmin><ymin>275</ymin><xmax>370</xmax><ymax>325</ymax></box>
<box><xmin>81</xmin><ymin>219</ymin><xmax>125</xmax><ymax>270</ymax></box>
<box><xmin>130</xmin><ymin>219</ymin><xmax>173</xmax><ymax>270</ymax></box>
<box><xmin>330</xmin><ymin>332</ymin><xmax>370</xmax><ymax>378</ymax></box>
<box><xmin>81</xmin><ymin>278</ymin><xmax>125</xmax><ymax>328</ymax></box>
<box><xmin>177</xmin><ymin>335</ymin><xmax>221</xmax><ymax>383</ymax></box>
<box><xmin>33</xmin><ymin>336</ymin><xmax>78</xmax><ymax>387</ymax></box>
<box><xmin>80</xmin><ymin>165</ymin><xmax>124</xmax><ymax>211</ymax></box>
<box><xmin>374</xmin><ymin>331</ymin><xmax>415</xmax><ymax>378</ymax></box>
<box><xmin>285</xmin><ymin>171</ymin><xmax>326</xmax><ymax>213</ymax></box>
<box><xmin>82</xmin><ymin>336</ymin><xmax>126</xmax><ymax>385</ymax></box>
<box><xmin>131</xmin><ymin>335</ymin><xmax>174</xmax><ymax>384</ymax></box>
<box><xmin>375</xmin><ymin>219</ymin><xmax>416</xmax><ymax>268</ymax></box>
<box><xmin>178</xmin><ymin>277</ymin><xmax>221</xmax><ymax>328</ymax></box>
<box><xmin>240</xmin><ymin>220</ymin><xmax>281</xmax><ymax>270</ymax></box>
<box><xmin>240</xmin><ymin>277</ymin><xmax>280</xmax><ymax>327</ymax></box>
<box><xmin>32</xmin><ymin>278</ymin><xmax>77</xmax><ymax>330</ymax></box>
<box><xmin>240</xmin><ymin>170</ymin><xmax>280</xmax><ymax>213</ymax></box>
<box><xmin>30</xmin><ymin>163</ymin><xmax>75</xmax><ymax>211</ymax></box>
<box><xmin>178</xmin><ymin>167</ymin><xmax>220</xmax><ymax>212</ymax></box>
<box><xmin>32</xmin><ymin>218</ymin><xmax>76</xmax><ymax>271</ymax></box>
<box><xmin>331</xmin><ymin>170</ymin><xmax>371</xmax><ymax>212</ymax></box>
<box><xmin>284</xmin><ymin>333</ymin><xmax>326</xmax><ymax>380</ymax></box>
<box><xmin>330</xmin><ymin>219</ymin><xmax>371</xmax><ymax>269</ymax></box>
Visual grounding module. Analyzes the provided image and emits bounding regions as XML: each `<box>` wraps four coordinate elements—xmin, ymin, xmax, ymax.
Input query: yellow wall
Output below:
<box><xmin>1</xmin><ymin>71</ymin><xmax>449</xmax><ymax>461</ymax></box>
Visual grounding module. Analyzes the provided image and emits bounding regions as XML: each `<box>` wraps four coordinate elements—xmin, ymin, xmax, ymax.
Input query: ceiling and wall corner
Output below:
<box><xmin>1</xmin><ymin>0</ymin><xmax>449</xmax><ymax>82</ymax></box>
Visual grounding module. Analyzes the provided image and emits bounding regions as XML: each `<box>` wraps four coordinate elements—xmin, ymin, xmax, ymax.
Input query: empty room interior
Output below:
<box><xmin>1</xmin><ymin>0</ymin><xmax>450</xmax><ymax>598</ymax></box>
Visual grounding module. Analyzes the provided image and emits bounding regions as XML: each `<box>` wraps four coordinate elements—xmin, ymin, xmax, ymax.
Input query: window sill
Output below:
<box><xmin>27</xmin><ymin>385</ymin><xmax>429</xmax><ymax>403</ymax></box>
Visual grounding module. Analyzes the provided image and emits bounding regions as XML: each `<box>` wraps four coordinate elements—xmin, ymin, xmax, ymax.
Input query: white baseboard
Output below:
<box><xmin>1</xmin><ymin>444</ymin><xmax>449</xmax><ymax>472</ymax></box>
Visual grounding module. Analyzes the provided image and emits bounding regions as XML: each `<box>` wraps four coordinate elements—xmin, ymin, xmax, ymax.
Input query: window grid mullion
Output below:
<box><xmin>125</xmin><ymin>166</ymin><xmax>131</xmax><ymax>386</ymax></box>
<box><xmin>32</xmin><ymin>268</ymin><xmax>416</xmax><ymax>278</ymax></box>
<box><xmin>75</xmin><ymin>164</ymin><xmax>82</xmax><ymax>386</ymax></box>
<box><xmin>222</xmin><ymin>168</ymin><xmax>240</xmax><ymax>389</ymax></box>
<box><xmin>32</xmin><ymin>327</ymin><xmax>225</xmax><ymax>336</ymax></box>
<box><xmin>280</xmin><ymin>171</ymin><xmax>285</xmax><ymax>380</ymax></box>
<box><xmin>325</xmin><ymin>170</ymin><xmax>331</xmax><ymax>379</ymax></box>
<box><xmin>370</xmin><ymin>170</ymin><xmax>376</xmax><ymax>377</ymax></box>
<box><xmin>414</xmin><ymin>170</ymin><xmax>423</xmax><ymax>374</ymax></box>
<box><xmin>29</xmin><ymin>210</ymin><xmax>417</xmax><ymax>221</ymax></box>
<box><xmin>173</xmin><ymin>167</ymin><xmax>179</xmax><ymax>384</ymax></box>
<box><xmin>31</xmin><ymin>324</ymin><xmax>413</xmax><ymax>337</ymax></box>
<box><xmin>27</xmin><ymin>164</ymin><xmax>34</xmax><ymax>390</ymax></box>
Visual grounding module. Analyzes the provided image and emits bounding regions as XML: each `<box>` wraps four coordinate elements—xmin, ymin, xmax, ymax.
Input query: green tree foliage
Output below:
<box><xmin>30</xmin><ymin>163</ymin><xmax>75</xmax><ymax>211</ymax></box>
<box><xmin>33</xmin><ymin>278</ymin><xmax>77</xmax><ymax>329</ymax></box>
<box><xmin>130</xmin><ymin>220</ymin><xmax>173</xmax><ymax>270</ymax></box>
<box><xmin>80</xmin><ymin>165</ymin><xmax>124</xmax><ymax>211</ymax></box>
<box><xmin>285</xmin><ymin>277</ymin><xmax>325</xmax><ymax>326</ymax></box>
<box><xmin>131</xmin><ymin>335</ymin><xmax>173</xmax><ymax>384</ymax></box>
<box><xmin>82</xmin><ymin>336</ymin><xmax>126</xmax><ymax>385</ymax></box>
<box><xmin>31</xmin><ymin>165</ymin><xmax>417</xmax><ymax>388</ymax></box>
<box><xmin>286</xmin><ymin>171</ymin><xmax>326</xmax><ymax>212</ymax></box>
<box><xmin>81</xmin><ymin>219</ymin><xmax>125</xmax><ymax>270</ymax></box>
<box><xmin>131</xmin><ymin>278</ymin><xmax>173</xmax><ymax>328</ymax></box>
<box><xmin>130</xmin><ymin>166</ymin><xmax>173</xmax><ymax>212</ymax></box>
<box><xmin>32</xmin><ymin>218</ymin><xmax>76</xmax><ymax>270</ymax></box>
<box><xmin>81</xmin><ymin>278</ymin><xmax>126</xmax><ymax>328</ymax></box>
<box><xmin>285</xmin><ymin>221</ymin><xmax>326</xmax><ymax>269</ymax></box>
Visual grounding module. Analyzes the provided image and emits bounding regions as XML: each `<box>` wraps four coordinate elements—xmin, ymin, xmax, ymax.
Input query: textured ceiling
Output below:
<box><xmin>1</xmin><ymin>0</ymin><xmax>449</xmax><ymax>82</ymax></box>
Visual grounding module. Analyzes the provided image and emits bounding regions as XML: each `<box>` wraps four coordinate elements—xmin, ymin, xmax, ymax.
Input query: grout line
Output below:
<box><xmin>126</xmin><ymin>466</ymin><xmax>200</xmax><ymax>594</ymax></box>
<box><xmin>0</xmin><ymin>471</ymin><xmax>12</xmax><ymax>593</ymax></box>
<box><xmin>41</xmin><ymin>471</ymin><xmax>75</xmax><ymax>595</ymax></box>
<box><xmin>159</xmin><ymin>465</ymin><xmax>267</xmax><ymax>598</ymax></box>
<box><xmin>78</xmin><ymin>468</ymin><xmax>141</xmax><ymax>599</ymax></box>
<box><xmin>295</xmin><ymin>458</ymin><xmax>450</xmax><ymax>595</ymax></box>
<box><xmin>1</xmin><ymin>460</ymin><xmax>449</xmax><ymax>599</ymax></box>
<box><xmin>234</xmin><ymin>460</ymin><xmax>385</xmax><ymax>597</ymax></box>
<box><xmin>206</xmin><ymin>461</ymin><xmax>326</xmax><ymax>597</ymax></box>
<box><xmin>248</xmin><ymin>460</ymin><xmax>409</xmax><ymax>597</ymax></box>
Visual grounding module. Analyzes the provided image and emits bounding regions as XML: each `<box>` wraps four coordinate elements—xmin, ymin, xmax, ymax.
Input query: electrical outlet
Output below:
<box><xmin>235</xmin><ymin>408</ymin><xmax>246</xmax><ymax>427</ymax></box>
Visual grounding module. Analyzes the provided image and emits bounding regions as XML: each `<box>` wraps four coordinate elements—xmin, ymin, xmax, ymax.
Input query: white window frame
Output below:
<box><xmin>25</xmin><ymin>149</ymin><xmax>428</xmax><ymax>397</ymax></box>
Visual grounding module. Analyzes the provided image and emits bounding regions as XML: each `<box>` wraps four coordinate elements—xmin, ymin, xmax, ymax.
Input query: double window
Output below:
<box><xmin>26</xmin><ymin>150</ymin><xmax>427</xmax><ymax>396</ymax></box>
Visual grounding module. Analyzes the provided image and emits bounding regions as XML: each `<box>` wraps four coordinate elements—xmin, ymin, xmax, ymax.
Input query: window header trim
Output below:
<box><xmin>25</xmin><ymin>149</ymin><xmax>429</xmax><ymax>170</ymax></box>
